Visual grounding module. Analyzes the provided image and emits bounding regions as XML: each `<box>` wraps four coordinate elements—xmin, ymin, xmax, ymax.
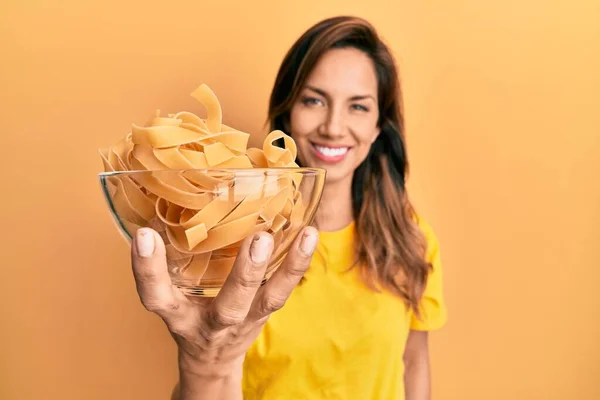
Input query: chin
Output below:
<box><xmin>315</xmin><ymin>164</ymin><xmax>353</xmax><ymax>185</ymax></box>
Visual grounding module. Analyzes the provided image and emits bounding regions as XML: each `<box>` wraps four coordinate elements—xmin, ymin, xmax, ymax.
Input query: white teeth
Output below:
<box><xmin>315</xmin><ymin>145</ymin><xmax>348</xmax><ymax>157</ymax></box>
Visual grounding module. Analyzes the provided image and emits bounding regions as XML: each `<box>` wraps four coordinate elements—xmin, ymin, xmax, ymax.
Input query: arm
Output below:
<box><xmin>403</xmin><ymin>330</ymin><xmax>431</xmax><ymax>400</ymax></box>
<box><xmin>171</xmin><ymin>376</ymin><xmax>242</xmax><ymax>400</ymax></box>
<box><xmin>404</xmin><ymin>218</ymin><xmax>447</xmax><ymax>399</ymax></box>
<box><xmin>131</xmin><ymin>228</ymin><xmax>318</xmax><ymax>400</ymax></box>
<box><xmin>171</xmin><ymin>358</ymin><xmax>243</xmax><ymax>400</ymax></box>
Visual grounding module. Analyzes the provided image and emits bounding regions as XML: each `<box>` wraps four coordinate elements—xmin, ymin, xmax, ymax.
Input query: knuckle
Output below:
<box><xmin>141</xmin><ymin>298</ymin><xmax>180</xmax><ymax>316</ymax></box>
<box><xmin>141</xmin><ymin>300</ymin><xmax>162</xmax><ymax>314</ymax></box>
<box><xmin>232</xmin><ymin>270</ymin><xmax>264</xmax><ymax>290</ymax></box>
<box><xmin>198</xmin><ymin>323</ymin><xmax>220</xmax><ymax>344</ymax></box>
<box><xmin>133</xmin><ymin>267</ymin><xmax>164</xmax><ymax>288</ymax></box>
<box><xmin>135</xmin><ymin>266</ymin><xmax>157</xmax><ymax>281</ymax></box>
<box><xmin>260</xmin><ymin>294</ymin><xmax>286</xmax><ymax>314</ymax></box>
<box><xmin>286</xmin><ymin>258</ymin><xmax>310</xmax><ymax>278</ymax></box>
<box><xmin>209</xmin><ymin>307</ymin><xmax>244</xmax><ymax>329</ymax></box>
<box><xmin>168</xmin><ymin>319</ymin><xmax>198</xmax><ymax>340</ymax></box>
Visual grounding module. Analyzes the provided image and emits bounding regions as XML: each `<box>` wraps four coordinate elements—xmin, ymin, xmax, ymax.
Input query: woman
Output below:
<box><xmin>131</xmin><ymin>16</ymin><xmax>447</xmax><ymax>400</ymax></box>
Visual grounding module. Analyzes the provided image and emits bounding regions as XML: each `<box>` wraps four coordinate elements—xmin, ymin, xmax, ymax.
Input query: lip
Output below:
<box><xmin>310</xmin><ymin>142</ymin><xmax>351</xmax><ymax>164</ymax></box>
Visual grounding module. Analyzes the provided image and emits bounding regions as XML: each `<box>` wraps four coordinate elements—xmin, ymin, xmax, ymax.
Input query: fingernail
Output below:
<box><xmin>250</xmin><ymin>235</ymin><xmax>271</xmax><ymax>264</ymax></box>
<box><xmin>136</xmin><ymin>228</ymin><xmax>155</xmax><ymax>258</ymax></box>
<box><xmin>300</xmin><ymin>231</ymin><xmax>318</xmax><ymax>255</ymax></box>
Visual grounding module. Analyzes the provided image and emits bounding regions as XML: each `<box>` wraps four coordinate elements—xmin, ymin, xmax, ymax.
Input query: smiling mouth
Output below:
<box><xmin>310</xmin><ymin>143</ymin><xmax>351</xmax><ymax>163</ymax></box>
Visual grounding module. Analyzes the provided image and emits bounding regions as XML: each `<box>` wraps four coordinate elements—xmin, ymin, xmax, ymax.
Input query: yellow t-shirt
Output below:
<box><xmin>242</xmin><ymin>218</ymin><xmax>447</xmax><ymax>399</ymax></box>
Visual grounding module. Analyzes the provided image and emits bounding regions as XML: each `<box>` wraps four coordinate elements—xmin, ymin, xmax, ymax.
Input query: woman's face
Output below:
<box><xmin>289</xmin><ymin>47</ymin><xmax>381</xmax><ymax>185</ymax></box>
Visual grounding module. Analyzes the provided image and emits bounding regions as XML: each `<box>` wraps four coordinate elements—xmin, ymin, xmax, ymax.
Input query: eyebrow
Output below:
<box><xmin>305</xmin><ymin>85</ymin><xmax>376</xmax><ymax>101</ymax></box>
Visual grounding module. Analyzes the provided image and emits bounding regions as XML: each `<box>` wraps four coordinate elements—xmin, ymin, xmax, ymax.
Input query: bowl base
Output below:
<box><xmin>176</xmin><ymin>278</ymin><xmax>269</xmax><ymax>297</ymax></box>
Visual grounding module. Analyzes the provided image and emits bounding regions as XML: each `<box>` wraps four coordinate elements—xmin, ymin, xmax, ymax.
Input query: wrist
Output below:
<box><xmin>178</xmin><ymin>349</ymin><xmax>244</xmax><ymax>379</ymax></box>
<box><xmin>177</xmin><ymin>351</ymin><xmax>244</xmax><ymax>400</ymax></box>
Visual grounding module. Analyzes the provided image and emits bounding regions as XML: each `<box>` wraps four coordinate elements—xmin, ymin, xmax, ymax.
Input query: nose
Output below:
<box><xmin>317</xmin><ymin>105</ymin><xmax>345</xmax><ymax>139</ymax></box>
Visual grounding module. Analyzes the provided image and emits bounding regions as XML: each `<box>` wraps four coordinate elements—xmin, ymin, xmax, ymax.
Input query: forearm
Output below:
<box><xmin>176</xmin><ymin>353</ymin><xmax>243</xmax><ymax>400</ymax></box>
<box><xmin>178</xmin><ymin>373</ymin><xmax>242</xmax><ymax>400</ymax></box>
<box><xmin>404</xmin><ymin>356</ymin><xmax>431</xmax><ymax>400</ymax></box>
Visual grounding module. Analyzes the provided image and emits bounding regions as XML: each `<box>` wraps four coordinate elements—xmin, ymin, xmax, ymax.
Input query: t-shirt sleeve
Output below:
<box><xmin>410</xmin><ymin>219</ymin><xmax>448</xmax><ymax>331</ymax></box>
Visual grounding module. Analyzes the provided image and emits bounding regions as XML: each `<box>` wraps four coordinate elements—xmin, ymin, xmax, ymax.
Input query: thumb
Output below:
<box><xmin>131</xmin><ymin>228</ymin><xmax>185</xmax><ymax>321</ymax></box>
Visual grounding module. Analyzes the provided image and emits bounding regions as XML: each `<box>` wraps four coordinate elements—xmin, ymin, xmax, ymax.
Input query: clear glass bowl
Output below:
<box><xmin>99</xmin><ymin>168</ymin><xmax>325</xmax><ymax>296</ymax></box>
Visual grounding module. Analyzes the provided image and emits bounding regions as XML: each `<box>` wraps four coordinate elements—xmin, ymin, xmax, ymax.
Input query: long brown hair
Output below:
<box><xmin>268</xmin><ymin>16</ymin><xmax>431</xmax><ymax>316</ymax></box>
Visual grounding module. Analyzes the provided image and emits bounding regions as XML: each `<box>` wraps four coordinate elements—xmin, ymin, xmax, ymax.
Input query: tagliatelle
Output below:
<box><xmin>100</xmin><ymin>84</ymin><xmax>307</xmax><ymax>287</ymax></box>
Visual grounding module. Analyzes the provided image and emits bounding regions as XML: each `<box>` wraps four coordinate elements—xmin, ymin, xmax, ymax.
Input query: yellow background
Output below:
<box><xmin>1</xmin><ymin>0</ymin><xmax>598</xmax><ymax>399</ymax></box>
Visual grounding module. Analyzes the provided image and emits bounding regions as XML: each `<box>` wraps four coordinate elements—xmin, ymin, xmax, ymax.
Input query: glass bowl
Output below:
<box><xmin>99</xmin><ymin>167</ymin><xmax>325</xmax><ymax>296</ymax></box>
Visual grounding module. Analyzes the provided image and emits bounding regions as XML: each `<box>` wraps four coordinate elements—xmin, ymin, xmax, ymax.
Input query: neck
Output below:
<box><xmin>313</xmin><ymin>176</ymin><xmax>354</xmax><ymax>232</ymax></box>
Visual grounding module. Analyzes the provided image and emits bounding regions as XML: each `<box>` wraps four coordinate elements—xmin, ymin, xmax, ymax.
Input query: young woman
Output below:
<box><xmin>130</xmin><ymin>15</ymin><xmax>447</xmax><ymax>400</ymax></box>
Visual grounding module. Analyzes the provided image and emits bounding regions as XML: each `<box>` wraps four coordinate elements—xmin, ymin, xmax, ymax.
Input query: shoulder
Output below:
<box><xmin>413</xmin><ymin>214</ymin><xmax>437</xmax><ymax>240</ymax></box>
<box><xmin>412</xmin><ymin>214</ymin><xmax>441</xmax><ymax>263</ymax></box>
<box><xmin>409</xmin><ymin>214</ymin><xmax>448</xmax><ymax>330</ymax></box>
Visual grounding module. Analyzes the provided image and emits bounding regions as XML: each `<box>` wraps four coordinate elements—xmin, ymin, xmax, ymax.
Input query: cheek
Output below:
<box><xmin>350</xmin><ymin>124</ymin><xmax>379</xmax><ymax>163</ymax></box>
<box><xmin>353</xmin><ymin>120</ymin><xmax>379</xmax><ymax>146</ymax></box>
<box><xmin>289</xmin><ymin>106</ymin><xmax>318</xmax><ymax>138</ymax></box>
<box><xmin>288</xmin><ymin>107</ymin><xmax>316</xmax><ymax>164</ymax></box>
<box><xmin>362</xmin><ymin>130</ymin><xmax>379</xmax><ymax>146</ymax></box>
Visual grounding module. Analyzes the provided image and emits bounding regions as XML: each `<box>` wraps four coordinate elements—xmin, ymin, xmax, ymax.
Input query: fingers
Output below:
<box><xmin>248</xmin><ymin>226</ymin><xmax>318</xmax><ymax>320</ymax></box>
<box><xmin>131</xmin><ymin>228</ymin><xmax>187</xmax><ymax>322</ymax></box>
<box><xmin>205</xmin><ymin>232</ymin><xmax>274</xmax><ymax>330</ymax></box>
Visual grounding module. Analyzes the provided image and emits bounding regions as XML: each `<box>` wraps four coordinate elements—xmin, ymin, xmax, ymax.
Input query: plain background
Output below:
<box><xmin>1</xmin><ymin>0</ymin><xmax>598</xmax><ymax>399</ymax></box>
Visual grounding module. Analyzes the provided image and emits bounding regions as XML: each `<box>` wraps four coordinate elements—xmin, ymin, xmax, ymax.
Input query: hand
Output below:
<box><xmin>130</xmin><ymin>226</ymin><xmax>319</xmax><ymax>395</ymax></box>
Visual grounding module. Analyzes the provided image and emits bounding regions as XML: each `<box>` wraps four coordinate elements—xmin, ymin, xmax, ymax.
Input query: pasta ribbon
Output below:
<box><xmin>100</xmin><ymin>84</ymin><xmax>306</xmax><ymax>286</ymax></box>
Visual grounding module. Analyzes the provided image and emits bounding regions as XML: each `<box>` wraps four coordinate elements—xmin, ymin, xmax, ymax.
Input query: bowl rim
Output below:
<box><xmin>98</xmin><ymin>167</ymin><xmax>327</xmax><ymax>177</ymax></box>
